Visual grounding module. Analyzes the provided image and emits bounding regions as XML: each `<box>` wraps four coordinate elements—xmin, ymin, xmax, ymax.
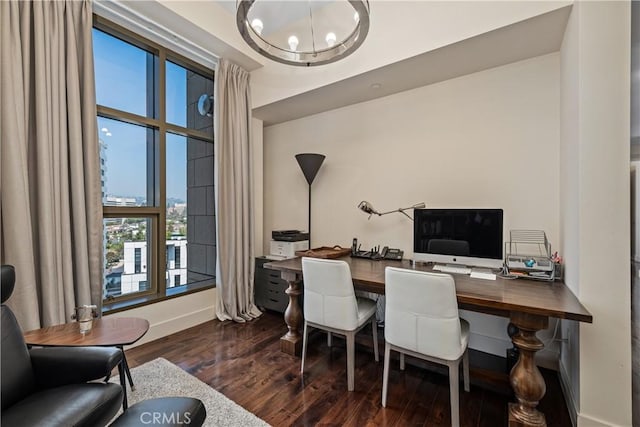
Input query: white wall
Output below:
<box><xmin>263</xmin><ymin>53</ymin><xmax>561</xmax><ymax>360</ymax></box>
<box><xmin>559</xmin><ymin>5</ymin><xmax>582</xmax><ymax>423</ymax></box>
<box><xmin>106</xmin><ymin>288</ymin><xmax>216</xmax><ymax>348</ymax></box>
<box><xmin>559</xmin><ymin>2</ymin><xmax>631</xmax><ymax>426</ymax></box>
<box><xmin>253</xmin><ymin>117</ymin><xmax>264</xmax><ymax>257</ymax></box>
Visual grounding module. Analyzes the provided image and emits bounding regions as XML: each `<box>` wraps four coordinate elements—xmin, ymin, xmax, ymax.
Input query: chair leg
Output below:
<box><xmin>346</xmin><ymin>332</ymin><xmax>355</xmax><ymax>391</ymax></box>
<box><xmin>301</xmin><ymin>322</ymin><xmax>309</xmax><ymax>374</ymax></box>
<box><xmin>463</xmin><ymin>349</ymin><xmax>470</xmax><ymax>392</ymax></box>
<box><xmin>371</xmin><ymin>316</ymin><xmax>379</xmax><ymax>362</ymax></box>
<box><xmin>118</xmin><ymin>360</ymin><xmax>128</xmax><ymax>411</ymax></box>
<box><xmin>400</xmin><ymin>353</ymin><xmax>405</xmax><ymax>371</ymax></box>
<box><xmin>382</xmin><ymin>343</ymin><xmax>391</xmax><ymax>407</ymax></box>
<box><xmin>327</xmin><ymin>332</ymin><xmax>332</xmax><ymax>347</ymax></box>
<box><xmin>448</xmin><ymin>361</ymin><xmax>460</xmax><ymax>427</ymax></box>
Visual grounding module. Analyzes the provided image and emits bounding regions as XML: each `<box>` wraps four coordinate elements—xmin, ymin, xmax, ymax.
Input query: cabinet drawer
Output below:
<box><xmin>261</xmin><ymin>277</ymin><xmax>287</xmax><ymax>311</ymax></box>
<box><xmin>263</xmin><ymin>277</ymin><xmax>286</xmax><ymax>291</ymax></box>
<box><xmin>253</xmin><ymin>256</ymin><xmax>303</xmax><ymax>314</ymax></box>
<box><xmin>254</xmin><ymin>257</ymin><xmax>288</xmax><ymax>313</ymax></box>
<box><xmin>265</xmin><ymin>269</ymin><xmax>282</xmax><ymax>280</ymax></box>
<box><xmin>255</xmin><ymin>258</ymin><xmax>282</xmax><ymax>279</ymax></box>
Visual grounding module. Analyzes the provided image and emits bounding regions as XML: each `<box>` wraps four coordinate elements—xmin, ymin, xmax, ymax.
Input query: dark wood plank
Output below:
<box><xmin>124</xmin><ymin>312</ymin><xmax>572</xmax><ymax>427</ymax></box>
<box><xmin>392</xmin><ymin>368</ymin><xmax>440</xmax><ymax>426</ymax></box>
<box><xmin>478</xmin><ymin>387</ymin><xmax>508</xmax><ymax>427</ymax></box>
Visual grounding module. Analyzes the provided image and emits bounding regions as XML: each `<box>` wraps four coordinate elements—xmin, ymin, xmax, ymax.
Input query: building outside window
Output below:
<box><xmin>134</xmin><ymin>247</ymin><xmax>142</xmax><ymax>274</ymax></box>
<box><xmin>94</xmin><ymin>17</ymin><xmax>215</xmax><ymax>304</ymax></box>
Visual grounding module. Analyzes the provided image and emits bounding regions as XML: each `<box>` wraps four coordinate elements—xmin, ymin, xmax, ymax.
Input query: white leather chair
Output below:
<box><xmin>382</xmin><ymin>267</ymin><xmax>470</xmax><ymax>427</ymax></box>
<box><xmin>300</xmin><ymin>257</ymin><xmax>379</xmax><ymax>391</ymax></box>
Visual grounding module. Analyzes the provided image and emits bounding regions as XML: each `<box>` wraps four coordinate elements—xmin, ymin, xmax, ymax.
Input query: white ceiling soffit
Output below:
<box><xmin>253</xmin><ymin>5</ymin><xmax>572</xmax><ymax>127</ymax></box>
<box><xmin>93</xmin><ymin>0</ymin><xmax>261</xmax><ymax>72</ymax></box>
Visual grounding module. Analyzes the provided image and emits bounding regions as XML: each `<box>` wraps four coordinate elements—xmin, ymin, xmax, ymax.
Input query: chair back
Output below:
<box><xmin>1</xmin><ymin>265</ymin><xmax>36</xmax><ymax>410</ymax></box>
<box><xmin>1</xmin><ymin>265</ymin><xmax>16</xmax><ymax>304</ymax></box>
<box><xmin>385</xmin><ymin>267</ymin><xmax>462</xmax><ymax>360</ymax></box>
<box><xmin>301</xmin><ymin>258</ymin><xmax>359</xmax><ymax>330</ymax></box>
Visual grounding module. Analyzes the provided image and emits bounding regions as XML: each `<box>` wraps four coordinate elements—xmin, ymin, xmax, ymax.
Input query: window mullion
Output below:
<box><xmin>157</xmin><ymin>47</ymin><xmax>167</xmax><ymax>296</ymax></box>
<box><xmin>97</xmin><ymin>105</ymin><xmax>160</xmax><ymax>129</ymax></box>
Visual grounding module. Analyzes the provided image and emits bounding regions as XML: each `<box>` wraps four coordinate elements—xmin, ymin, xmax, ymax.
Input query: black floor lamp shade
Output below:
<box><xmin>295</xmin><ymin>154</ymin><xmax>325</xmax><ymax>185</ymax></box>
<box><xmin>295</xmin><ymin>153</ymin><xmax>325</xmax><ymax>248</ymax></box>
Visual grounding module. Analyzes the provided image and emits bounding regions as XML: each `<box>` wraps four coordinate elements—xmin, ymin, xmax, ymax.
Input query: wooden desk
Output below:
<box><xmin>24</xmin><ymin>317</ymin><xmax>149</xmax><ymax>410</ymax></box>
<box><xmin>265</xmin><ymin>256</ymin><xmax>592</xmax><ymax>427</ymax></box>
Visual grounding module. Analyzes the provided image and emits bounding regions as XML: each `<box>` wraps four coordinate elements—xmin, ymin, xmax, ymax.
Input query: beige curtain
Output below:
<box><xmin>214</xmin><ymin>59</ymin><xmax>261</xmax><ymax>322</ymax></box>
<box><xmin>0</xmin><ymin>0</ymin><xmax>102</xmax><ymax>331</ymax></box>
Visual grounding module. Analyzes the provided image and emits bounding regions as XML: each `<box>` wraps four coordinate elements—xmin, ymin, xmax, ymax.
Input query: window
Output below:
<box><xmin>94</xmin><ymin>17</ymin><xmax>215</xmax><ymax>304</ymax></box>
<box><xmin>134</xmin><ymin>248</ymin><xmax>142</xmax><ymax>274</ymax></box>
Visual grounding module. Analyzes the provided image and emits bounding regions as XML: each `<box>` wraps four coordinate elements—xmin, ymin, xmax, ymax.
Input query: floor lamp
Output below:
<box><xmin>295</xmin><ymin>153</ymin><xmax>325</xmax><ymax>248</ymax></box>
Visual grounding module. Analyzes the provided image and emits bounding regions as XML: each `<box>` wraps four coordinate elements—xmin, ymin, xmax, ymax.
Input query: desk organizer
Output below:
<box><xmin>295</xmin><ymin>246</ymin><xmax>352</xmax><ymax>259</ymax></box>
<box><xmin>504</xmin><ymin>230</ymin><xmax>556</xmax><ymax>281</ymax></box>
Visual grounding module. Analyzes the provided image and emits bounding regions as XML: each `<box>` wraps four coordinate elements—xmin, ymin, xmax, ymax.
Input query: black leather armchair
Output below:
<box><xmin>1</xmin><ymin>265</ymin><xmax>124</xmax><ymax>426</ymax></box>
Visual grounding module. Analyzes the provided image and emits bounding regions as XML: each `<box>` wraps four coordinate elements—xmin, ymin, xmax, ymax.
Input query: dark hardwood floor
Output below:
<box><xmin>125</xmin><ymin>311</ymin><xmax>572</xmax><ymax>427</ymax></box>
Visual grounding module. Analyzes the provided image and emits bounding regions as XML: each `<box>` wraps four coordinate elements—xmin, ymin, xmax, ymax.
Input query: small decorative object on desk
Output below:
<box><xmin>295</xmin><ymin>245</ymin><xmax>352</xmax><ymax>259</ymax></box>
<box><xmin>71</xmin><ymin>305</ymin><xmax>98</xmax><ymax>334</ymax></box>
<box><xmin>504</xmin><ymin>230</ymin><xmax>557</xmax><ymax>281</ymax></box>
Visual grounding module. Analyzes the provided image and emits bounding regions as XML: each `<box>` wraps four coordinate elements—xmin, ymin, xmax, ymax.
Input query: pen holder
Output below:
<box><xmin>71</xmin><ymin>305</ymin><xmax>98</xmax><ymax>334</ymax></box>
<box><xmin>554</xmin><ymin>262</ymin><xmax>563</xmax><ymax>281</ymax></box>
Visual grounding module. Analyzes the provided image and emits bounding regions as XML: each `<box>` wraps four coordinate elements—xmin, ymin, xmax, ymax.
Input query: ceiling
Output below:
<box><xmin>125</xmin><ymin>1</ymin><xmax>573</xmax><ymax>128</ymax></box>
<box><xmin>251</xmin><ymin>5</ymin><xmax>572</xmax><ymax>126</ymax></box>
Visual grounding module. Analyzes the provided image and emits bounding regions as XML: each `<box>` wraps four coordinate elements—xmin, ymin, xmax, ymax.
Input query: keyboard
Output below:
<box><xmin>433</xmin><ymin>264</ymin><xmax>472</xmax><ymax>275</ymax></box>
<box><xmin>470</xmin><ymin>269</ymin><xmax>497</xmax><ymax>280</ymax></box>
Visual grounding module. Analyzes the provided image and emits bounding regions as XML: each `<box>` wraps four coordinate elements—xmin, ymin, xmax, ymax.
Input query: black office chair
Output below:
<box><xmin>1</xmin><ymin>265</ymin><xmax>124</xmax><ymax>426</ymax></box>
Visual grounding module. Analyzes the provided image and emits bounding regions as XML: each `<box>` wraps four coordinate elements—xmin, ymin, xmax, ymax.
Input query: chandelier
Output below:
<box><xmin>236</xmin><ymin>0</ymin><xmax>370</xmax><ymax>67</ymax></box>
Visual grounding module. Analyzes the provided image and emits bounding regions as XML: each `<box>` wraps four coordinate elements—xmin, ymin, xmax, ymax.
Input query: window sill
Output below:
<box><xmin>102</xmin><ymin>282</ymin><xmax>215</xmax><ymax>314</ymax></box>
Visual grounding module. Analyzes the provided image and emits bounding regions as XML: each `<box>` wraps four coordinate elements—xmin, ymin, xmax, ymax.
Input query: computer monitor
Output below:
<box><xmin>413</xmin><ymin>208</ymin><xmax>504</xmax><ymax>269</ymax></box>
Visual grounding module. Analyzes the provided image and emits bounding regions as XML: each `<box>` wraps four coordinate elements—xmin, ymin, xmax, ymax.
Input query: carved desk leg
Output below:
<box><xmin>508</xmin><ymin>312</ymin><xmax>549</xmax><ymax>427</ymax></box>
<box><xmin>280</xmin><ymin>271</ymin><xmax>303</xmax><ymax>356</ymax></box>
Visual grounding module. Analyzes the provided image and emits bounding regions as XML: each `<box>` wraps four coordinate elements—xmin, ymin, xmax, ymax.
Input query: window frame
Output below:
<box><xmin>95</xmin><ymin>15</ymin><xmax>216</xmax><ymax>309</ymax></box>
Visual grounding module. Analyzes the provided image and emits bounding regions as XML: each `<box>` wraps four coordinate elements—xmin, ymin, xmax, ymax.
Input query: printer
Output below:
<box><xmin>270</xmin><ymin>230</ymin><xmax>309</xmax><ymax>258</ymax></box>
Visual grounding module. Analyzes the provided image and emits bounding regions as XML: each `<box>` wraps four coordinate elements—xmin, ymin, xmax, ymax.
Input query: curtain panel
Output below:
<box><xmin>214</xmin><ymin>59</ymin><xmax>261</xmax><ymax>322</ymax></box>
<box><xmin>0</xmin><ymin>0</ymin><xmax>102</xmax><ymax>330</ymax></box>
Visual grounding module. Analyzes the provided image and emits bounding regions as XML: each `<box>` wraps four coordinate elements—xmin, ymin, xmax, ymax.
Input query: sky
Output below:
<box><xmin>94</xmin><ymin>28</ymin><xmax>200</xmax><ymax>202</ymax></box>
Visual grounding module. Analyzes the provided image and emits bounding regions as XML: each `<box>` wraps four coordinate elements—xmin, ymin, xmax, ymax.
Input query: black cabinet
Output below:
<box><xmin>254</xmin><ymin>257</ymin><xmax>289</xmax><ymax>313</ymax></box>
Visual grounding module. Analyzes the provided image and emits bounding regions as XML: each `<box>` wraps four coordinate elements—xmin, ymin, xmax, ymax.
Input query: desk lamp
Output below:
<box><xmin>296</xmin><ymin>153</ymin><xmax>326</xmax><ymax>248</ymax></box>
<box><xmin>358</xmin><ymin>201</ymin><xmax>425</xmax><ymax>220</ymax></box>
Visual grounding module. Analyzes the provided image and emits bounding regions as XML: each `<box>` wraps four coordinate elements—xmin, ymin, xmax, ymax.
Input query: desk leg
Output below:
<box><xmin>280</xmin><ymin>271</ymin><xmax>303</xmax><ymax>356</ymax></box>
<box><xmin>508</xmin><ymin>312</ymin><xmax>549</xmax><ymax>427</ymax></box>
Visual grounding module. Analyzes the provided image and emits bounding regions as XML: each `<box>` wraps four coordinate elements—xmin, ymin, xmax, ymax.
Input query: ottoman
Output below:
<box><xmin>110</xmin><ymin>397</ymin><xmax>206</xmax><ymax>427</ymax></box>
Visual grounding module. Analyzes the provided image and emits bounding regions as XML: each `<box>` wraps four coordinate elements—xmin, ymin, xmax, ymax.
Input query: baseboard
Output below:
<box><xmin>559</xmin><ymin>361</ymin><xmax>578</xmax><ymax>427</ymax></box>
<box><xmin>130</xmin><ymin>306</ymin><xmax>215</xmax><ymax>348</ymax></box>
<box><xmin>105</xmin><ymin>288</ymin><xmax>217</xmax><ymax>349</ymax></box>
<box><xmin>468</xmin><ymin>331</ymin><xmax>511</xmax><ymax>357</ymax></box>
<box><xmin>577</xmin><ymin>413</ymin><xmax>621</xmax><ymax>427</ymax></box>
<box><xmin>536</xmin><ymin>349</ymin><xmax>560</xmax><ymax>371</ymax></box>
